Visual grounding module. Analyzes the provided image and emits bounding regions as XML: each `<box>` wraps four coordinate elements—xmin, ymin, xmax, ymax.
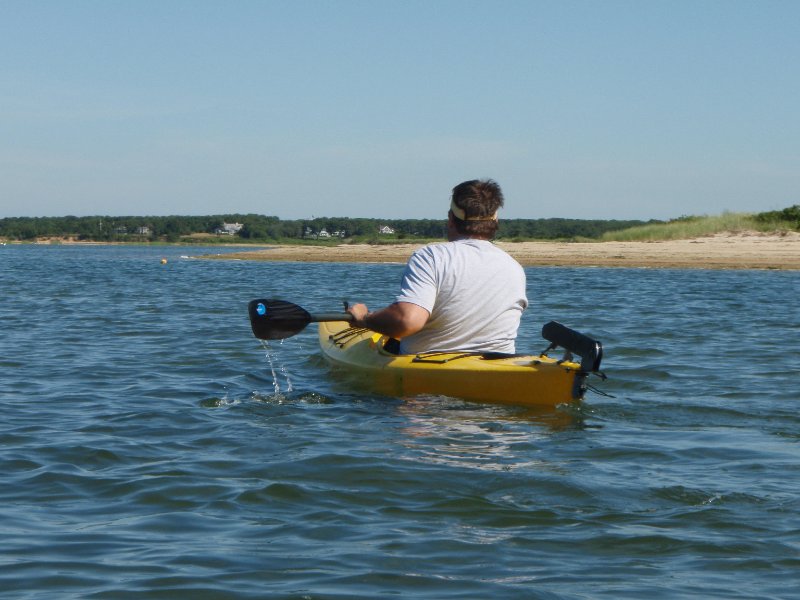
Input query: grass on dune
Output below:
<box><xmin>600</xmin><ymin>212</ymin><xmax>796</xmax><ymax>242</ymax></box>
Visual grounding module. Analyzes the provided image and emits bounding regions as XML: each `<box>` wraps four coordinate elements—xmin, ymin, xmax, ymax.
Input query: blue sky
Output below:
<box><xmin>1</xmin><ymin>0</ymin><xmax>798</xmax><ymax>220</ymax></box>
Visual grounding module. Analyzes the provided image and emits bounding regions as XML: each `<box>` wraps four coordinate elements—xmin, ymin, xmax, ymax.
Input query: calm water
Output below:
<box><xmin>1</xmin><ymin>244</ymin><xmax>798</xmax><ymax>599</ymax></box>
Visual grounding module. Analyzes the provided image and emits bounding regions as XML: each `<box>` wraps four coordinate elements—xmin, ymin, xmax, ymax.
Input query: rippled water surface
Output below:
<box><xmin>1</xmin><ymin>245</ymin><xmax>798</xmax><ymax>599</ymax></box>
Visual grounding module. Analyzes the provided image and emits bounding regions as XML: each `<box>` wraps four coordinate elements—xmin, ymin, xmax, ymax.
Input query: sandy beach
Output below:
<box><xmin>207</xmin><ymin>231</ymin><xmax>800</xmax><ymax>270</ymax></box>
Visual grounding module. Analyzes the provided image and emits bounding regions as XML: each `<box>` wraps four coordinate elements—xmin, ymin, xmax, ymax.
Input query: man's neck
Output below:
<box><xmin>448</xmin><ymin>233</ymin><xmax>491</xmax><ymax>242</ymax></box>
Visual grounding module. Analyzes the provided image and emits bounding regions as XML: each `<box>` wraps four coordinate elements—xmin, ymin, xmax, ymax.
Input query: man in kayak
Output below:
<box><xmin>346</xmin><ymin>179</ymin><xmax>528</xmax><ymax>354</ymax></box>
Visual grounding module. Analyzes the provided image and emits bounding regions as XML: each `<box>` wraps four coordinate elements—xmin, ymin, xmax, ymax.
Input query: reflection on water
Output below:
<box><xmin>395</xmin><ymin>396</ymin><xmax>584</xmax><ymax>471</ymax></box>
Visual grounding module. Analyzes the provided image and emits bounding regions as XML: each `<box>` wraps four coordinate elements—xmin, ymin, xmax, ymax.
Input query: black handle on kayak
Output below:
<box><xmin>248</xmin><ymin>299</ymin><xmax>354</xmax><ymax>340</ymax></box>
<box><xmin>541</xmin><ymin>321</ymin><xmax>603</xmax><ymax>372</ymax></box>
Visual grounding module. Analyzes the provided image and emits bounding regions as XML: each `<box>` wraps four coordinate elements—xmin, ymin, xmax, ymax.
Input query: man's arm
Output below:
<box><xmin>346</xmin><ymin>301</ymin><xmax>429</xmax><ymax>339</ymax></box>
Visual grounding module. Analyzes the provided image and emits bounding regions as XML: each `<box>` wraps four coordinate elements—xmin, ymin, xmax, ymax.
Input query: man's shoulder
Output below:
<box><xmin>413</xmin><ymin>239</ymin><xmax>508</xmax><ymax>258</ymax></box>
<box><xmin>411</xmin><ymin>241</ymin><xmax>451</xmax><ymax>259</ymax></box>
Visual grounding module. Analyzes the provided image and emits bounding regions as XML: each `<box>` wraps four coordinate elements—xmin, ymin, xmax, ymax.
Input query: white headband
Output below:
<box><xmin>449</xmin><ymin>199</ymin><xmax>498</xmax><ymax>221</ymax></box>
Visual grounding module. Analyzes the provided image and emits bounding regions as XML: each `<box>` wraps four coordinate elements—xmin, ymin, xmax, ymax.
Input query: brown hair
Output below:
<box><xmin>450</xmin><ymin>179</ymin><xmax>504</xmax><ymax>239</ymax></box>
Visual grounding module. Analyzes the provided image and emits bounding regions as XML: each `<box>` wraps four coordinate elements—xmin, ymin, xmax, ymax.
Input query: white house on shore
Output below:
<box><xmin>378</xmin><ymin>225</ymin><xmax>395</xmax><ymax>235</ymax></box>
<box><xmin>216</xmin><ymin>222</ymin><xmax>243</xmax><ymax>235</ymax></box>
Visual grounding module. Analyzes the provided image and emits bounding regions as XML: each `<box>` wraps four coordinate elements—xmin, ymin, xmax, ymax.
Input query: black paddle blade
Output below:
<box><xmin>248</xmin><ymin>299</ymin><xmax>312</xmax><ymax>340</ymax></box>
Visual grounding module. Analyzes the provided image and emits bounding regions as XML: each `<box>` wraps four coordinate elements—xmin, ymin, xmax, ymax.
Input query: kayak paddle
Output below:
<box><xmin>248</xmin><ymin>299</ymin><xmax>353</xmax><ymax>340</ymax></box>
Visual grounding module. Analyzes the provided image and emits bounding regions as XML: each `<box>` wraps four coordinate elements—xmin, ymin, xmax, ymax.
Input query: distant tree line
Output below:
<box><xmin>499</xmin><ymin>218</ymin><xmax>657</xmax><ymax>240</ymax></box>
<box><xmin>0</xmin><ymin>215</ymin><xmax>240</xmax><ymax>242</ymax></box>
<box><xmin>0</xmin><ymin>213</ymin><xmax>660</xmax><ymax>242</ymax></box>
<box><xmin>4</xmin><ymin>205</ymin><xmax>796</xmax><ymax>243</ymax></box>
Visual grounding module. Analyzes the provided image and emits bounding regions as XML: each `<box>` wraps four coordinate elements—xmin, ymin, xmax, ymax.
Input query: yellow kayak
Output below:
<box><xmin>318</xmin><ymin>320</ymin><xmax>603</xmax><ymax>408</ymax></box>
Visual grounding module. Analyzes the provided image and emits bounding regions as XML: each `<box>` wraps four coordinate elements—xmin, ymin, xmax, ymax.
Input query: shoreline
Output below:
<box><xmin>202</xmin><ymin>231</ymin><xmax>800</xmax><ymax>270</ymax></box>
<box><xmin>4</xmin><ymin>232</ymin><xmax>798</xmax><ymax>270</ymax></box>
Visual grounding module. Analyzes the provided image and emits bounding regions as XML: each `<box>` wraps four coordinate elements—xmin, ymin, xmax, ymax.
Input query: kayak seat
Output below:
<box><xmin>480</xmin><ymin>352</ymin><xmax>522</xmax><ymax>360</ymax></box>
<box><xmin>381</xmin><ymin>339</ymin><xmax>518</xmax><ymax>360</ymax></box>
<box><xmin>383</xmin><ymin>337</ymin><xmax>401</xmax><ymax>354</ymax></box>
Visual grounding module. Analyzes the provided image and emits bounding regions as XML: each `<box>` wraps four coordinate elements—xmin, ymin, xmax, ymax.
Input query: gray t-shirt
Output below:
<box><xmin>395</xmin><ymin>239</ymin><xmax>528</xmax><ymax>354</ymax></box>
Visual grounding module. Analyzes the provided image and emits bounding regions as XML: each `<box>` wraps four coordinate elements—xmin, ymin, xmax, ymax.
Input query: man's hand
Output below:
<box><xmin>346</xmin><ymin>303</ymin><xmax>370</xmax><ymax>327</ymax></box>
